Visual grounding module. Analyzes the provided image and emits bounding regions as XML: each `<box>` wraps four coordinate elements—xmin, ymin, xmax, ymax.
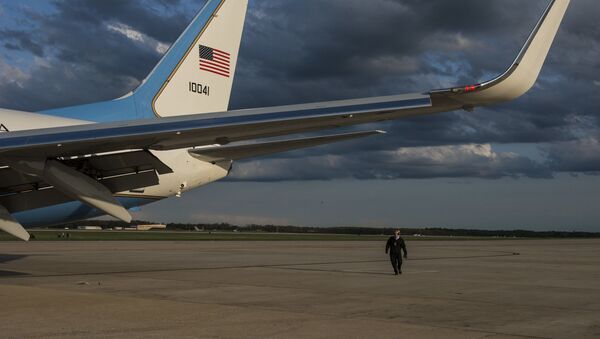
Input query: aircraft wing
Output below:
<box><xmin>0</xmin><ymin>0</ymin><xmax>569</xmax><ymax>160</ymax></box>
<box><xmin>0</xmin><ymin>93</ymin><xmax>432</xmax><ymax>159</ymax></box>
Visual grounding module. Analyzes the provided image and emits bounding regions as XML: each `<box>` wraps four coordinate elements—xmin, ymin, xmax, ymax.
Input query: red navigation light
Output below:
<box><xmin>464</xmin><ymin>85</ymin><xmax>478</xmax><ymax>93</ymax></box>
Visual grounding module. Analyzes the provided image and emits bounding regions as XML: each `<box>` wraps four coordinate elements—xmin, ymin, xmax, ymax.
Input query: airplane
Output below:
<box><xmin>0</xmin><ymin>0</ymin><xmax>570</xmax><ymax>241</ymax></box>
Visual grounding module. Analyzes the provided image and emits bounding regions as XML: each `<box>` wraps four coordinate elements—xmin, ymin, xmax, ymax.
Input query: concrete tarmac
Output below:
<box><xmin>1</xmin><ymin>239</ymin><xmax>599</xmax><ymax>338</ymax></box>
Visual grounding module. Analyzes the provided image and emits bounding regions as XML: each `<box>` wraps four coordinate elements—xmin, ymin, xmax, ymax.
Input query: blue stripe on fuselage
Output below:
<box><xmin>14</xmin><ymin>197</ymin><xmax>161</xmax><ymax>228</ymax></box>
<box><xmin>41</xmin><ymin>97</ymin><xmax>138</xmax><ymax>123</ymax></box>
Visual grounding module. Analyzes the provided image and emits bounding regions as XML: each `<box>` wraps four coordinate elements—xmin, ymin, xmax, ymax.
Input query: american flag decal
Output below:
<box><xmin>199</xmin><ymin>45</ymin><xmax>230</xmax><ymax>78</ymax></box>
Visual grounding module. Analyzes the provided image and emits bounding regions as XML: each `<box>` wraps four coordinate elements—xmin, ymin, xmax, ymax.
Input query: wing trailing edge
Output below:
<box><xmin>189</xmin><ymin>130</ymin><xmax>385</xmax><ymax>163</ymax></box>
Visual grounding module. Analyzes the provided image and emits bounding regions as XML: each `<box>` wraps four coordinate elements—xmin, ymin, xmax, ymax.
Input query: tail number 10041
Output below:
<box><xmin>189</xmin><ymin>82</ymin><xmax>210</xmax><ymax>96</ymax></box>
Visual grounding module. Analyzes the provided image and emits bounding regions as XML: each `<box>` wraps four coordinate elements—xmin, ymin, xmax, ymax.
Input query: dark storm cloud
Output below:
<box><xmin>0</xmin><ymin>0</ymin><xmax>196</xmax><ymax>110</ymax></box>
<box><xmin>231</xmin><ymin>0</ymin><xmax>547</xmax><ymax>108</ymax></box>
<box><xmin>0</xmin><ymin>0</ymin><xmax>599</xmax><ymax>179</ymax></box>
<box><xmin>0</xmin><ymin>29</ymin><xmax>45</xmax><ymax>57</ymax></box>
<box><xmin>48</xmin><ymin>0</ymin><xmax>187</xmax><ymax>44</ymax></box>
<box><xmin>544</xmin><ymin>138</ymin><xmax>600</xmax><ymax>174</ymax></box>
<box><xmin>229</xmin><ymin>143</ymin><xmax>552</xmax><ymax>182</ymax></box>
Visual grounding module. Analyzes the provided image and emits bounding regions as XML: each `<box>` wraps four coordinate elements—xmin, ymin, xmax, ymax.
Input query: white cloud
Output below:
<box><xmin>364</xmin><ymin>55</ymin><xmax>419</xmax><ymax>74</ymax></box>
<box><xmin>106</xmin><ymin>23</ymin><xmax>144</xmax><ymax>42</ymax></box>
<box><xmin>0</xmin><ymin>59</ymin><xmax>29</xmax><ymax>88</ymax></box>
<box><xmin>426</xmin><ymin>32</ymin><xmax>482</xmax><ymax>51</ymax></box>
<box><xmin>230</xmin><ymin>143</ymin><xmax>546</xmax><ymax>181</ymax></box>
<box><xmin>155</xmin><ymin>42</ymin><xmax>170</xmax><ymax>55</ymax></box>
<box><xmin>385</xmin><ymin>144</ymin><xmax>520</xmax><ymax>165</ymax></box>
<box><xmin>106</xmin><ymin>22</ymin><xmax>170</xmax><ymax>55</ymax></box>
<box><xmin>392</xmin><ymin>143</ymin><xmax>495</xmax><ymax>160</ymax></box>
<box><xmin>33</xmin><ymin>56</ymin><xmax>51</xmax><ymax>68</ymax></box>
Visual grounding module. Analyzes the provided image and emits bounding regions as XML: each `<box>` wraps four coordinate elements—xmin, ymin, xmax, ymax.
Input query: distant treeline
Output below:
<box><xmin>49</xmin><ymin>220</ymin><xmax>600</xmax><ymax>238</ymax></box>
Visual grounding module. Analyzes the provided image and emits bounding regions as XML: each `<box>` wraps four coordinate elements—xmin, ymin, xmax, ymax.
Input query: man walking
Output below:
<box><xmin>385</xmin><ymin>229</ymin><xmax>408</xmax><ymax>275</ymax></box>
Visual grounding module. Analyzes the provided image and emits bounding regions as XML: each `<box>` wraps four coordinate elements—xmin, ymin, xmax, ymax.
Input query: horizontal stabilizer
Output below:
<box><xmin>0</xmin><ymin>204</ymin><xmax>30</xmax><ymax>241</ymax></box>
<box><xmin>189</xmin><ymin>130</ymin><xmax>385</xmax><ymax>163</ymax></box>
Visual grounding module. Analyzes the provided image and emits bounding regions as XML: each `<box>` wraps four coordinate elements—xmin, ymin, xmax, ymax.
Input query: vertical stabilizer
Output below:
<box><xmin>134</xmin><ymin>0</ymin><xmax>248</xmax><ymax>118</ymax></box>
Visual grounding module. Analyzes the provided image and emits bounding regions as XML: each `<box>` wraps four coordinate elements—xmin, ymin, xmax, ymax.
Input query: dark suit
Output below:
<box><xmin>385</xmin><ymin>236</ymin><xmax>408</xmax><ymax>274</ymax></box>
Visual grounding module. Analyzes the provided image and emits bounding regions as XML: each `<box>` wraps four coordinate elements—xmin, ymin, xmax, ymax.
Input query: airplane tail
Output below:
<box><xmin>40</xmin><ymin>0</ymin><xmax>248</xmax><ymax>122</ymax></box>
<box><xmin>133</xmin><ymin>0</ymin><xmax>248</xmax><ymax>118</ymax></box>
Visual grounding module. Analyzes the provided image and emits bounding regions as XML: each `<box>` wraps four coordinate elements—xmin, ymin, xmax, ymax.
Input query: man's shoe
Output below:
<box><xmin>399</xmin><ymin>271</ymin><xmax>402</xmax><ymax>275</ymax></box>
<box><xmin>394</xmin><ymin>272</ymin><xmax>398</xmax><ymax>275</ymax></box>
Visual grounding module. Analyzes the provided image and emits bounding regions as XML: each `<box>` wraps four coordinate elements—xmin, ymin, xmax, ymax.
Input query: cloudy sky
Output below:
<box><xmin>1</xmin><ymin>0</ymin><xmax>600</xmax><ymax>231</ymax></box>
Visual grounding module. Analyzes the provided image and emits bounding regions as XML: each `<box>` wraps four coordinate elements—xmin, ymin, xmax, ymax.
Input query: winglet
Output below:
<box><xmin>432</xmin><ymin>0</ymin><xmax>570</xmax><ymax>106</ymax></box>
